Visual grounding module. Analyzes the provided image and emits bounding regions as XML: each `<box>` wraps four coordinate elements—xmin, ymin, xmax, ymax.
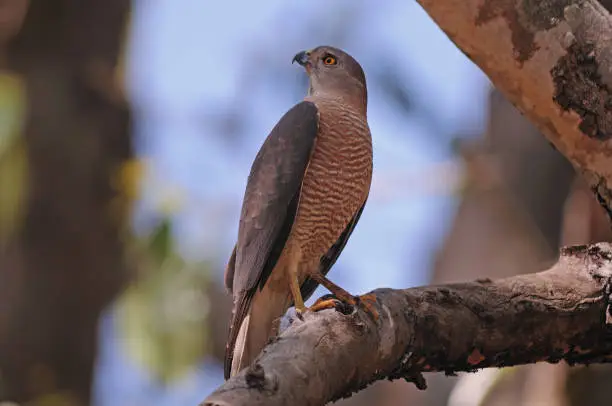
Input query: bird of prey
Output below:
<box><xmin>223</xmin><ymin>45</ymin><xmax>376</xmax><ymax>380</ymax></box>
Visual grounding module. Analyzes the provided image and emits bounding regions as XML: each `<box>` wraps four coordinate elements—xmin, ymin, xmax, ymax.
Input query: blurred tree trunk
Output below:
<box><xmin>0</xmin><ymin>1</ymin><xmax>131</xmax><ymax>405</ymax></box>
<box><xmin>423</xmin><ymin>87</ymin><xmax>612</xmax><ymax>406</ymax></box>
<box><xmin>424</xmin><ymin>88</ymin><xmax>574</xmax><ymax>406</ymax></box>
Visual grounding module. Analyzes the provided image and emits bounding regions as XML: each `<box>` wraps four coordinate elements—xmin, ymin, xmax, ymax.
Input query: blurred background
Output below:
<box><xmin>2</xmin><ymin>1</ymin><xmax>612</xmax><ymax>405</ymax></box>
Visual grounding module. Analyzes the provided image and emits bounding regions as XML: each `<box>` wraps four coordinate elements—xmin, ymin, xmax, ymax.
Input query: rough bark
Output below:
<box><xmin>203</xmin><ymin>243</ymin><xmax>612</xmax><ymax>406</ymax></box>
<box><xmin>415</xmin><ymin>0</ymin><xmax>612</xmax><ymax>218</ymax></box>
<box><xmin>0</xmin><ymin>1</ymin><xmax>131</xmax><ymax>404</ymax></box>
<box><xmin>562</xmin><ymin>179</ymin><xmax>612</xmax><ymax>406</ymax></box>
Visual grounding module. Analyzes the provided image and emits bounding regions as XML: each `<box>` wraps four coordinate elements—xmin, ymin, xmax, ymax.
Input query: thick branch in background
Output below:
<box><xmin>203</xmin><ymin>243</ymin><xmax>612</xmax><ymax>406</ymax></box>
<box><xmin>0</xmin><ymin>0</ymin><xmax>131</xmax><ymax>405</ymax></box>
<box><xmin>415</xmin><ymin>0</ymin><xmax>612</xmax><ymax>217</ymax></box>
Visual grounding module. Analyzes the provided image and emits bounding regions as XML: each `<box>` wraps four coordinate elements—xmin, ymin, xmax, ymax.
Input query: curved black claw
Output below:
<box><xmin>309</xmin><ymin>294</ymin><xmax>355</xmax><ymax>315</ymax></box>
<box><xmin>334</xmin><ymin>299</ymin><xmax>355</xmax><ymax>315</ymax></box>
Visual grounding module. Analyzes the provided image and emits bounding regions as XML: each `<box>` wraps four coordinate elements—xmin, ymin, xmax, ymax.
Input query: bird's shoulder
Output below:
<box><xmin>242</xmin><ymin>100</ymin><xmax>320</xmax><ymax>201</ymax></box>
<box><xmin>231</xmin><ymin>100</ymin><xmax>320</xmax><ymax>294</ymax></box>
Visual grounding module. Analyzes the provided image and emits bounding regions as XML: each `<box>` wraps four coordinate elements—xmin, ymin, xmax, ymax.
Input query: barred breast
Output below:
<box><xmin>292</xmin><ymin>98</ymin><xmax>373</xmax><ymax>262</ymax></box>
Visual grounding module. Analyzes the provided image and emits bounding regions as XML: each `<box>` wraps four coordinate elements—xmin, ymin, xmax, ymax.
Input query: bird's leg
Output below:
<box><xmin>309</xmin><ymin>273</ymin><xmax>378</xmax><ymax>320</ymax></box>
<box><xmin>309</xmin><ymin>274</ymin><xmax>356</xmax><ymax>309</ymax></box>
<box><xmin>287</xmin><ymin>262</ymin><xmax>306</xmax><ymax>318</ymax></box>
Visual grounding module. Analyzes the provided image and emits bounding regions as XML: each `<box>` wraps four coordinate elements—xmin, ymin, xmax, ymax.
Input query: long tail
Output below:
<box><xmin>224</xmin><ymin>285</ymin><xmax>289</xmax><ymax>379</ymax></box>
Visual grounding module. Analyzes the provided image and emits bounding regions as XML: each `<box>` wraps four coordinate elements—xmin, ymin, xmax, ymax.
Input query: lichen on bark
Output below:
<box><xmin>551</xmin><ymin>42</ymin><xmax>612</xmax><ymax>140</ymax></box>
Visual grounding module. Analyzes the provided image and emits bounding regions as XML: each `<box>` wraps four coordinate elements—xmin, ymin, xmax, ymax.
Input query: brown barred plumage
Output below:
<box><xmin>293</xmin><ymin>97</ymin><xmax>371</xmax><ymax>261</ymax></box>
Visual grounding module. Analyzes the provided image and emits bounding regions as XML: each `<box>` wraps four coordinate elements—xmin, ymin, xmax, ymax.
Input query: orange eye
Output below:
<box><xmin>323</xmin><ymin>55</ymin><xmax>337</xmax><ymax>65</ymax></box>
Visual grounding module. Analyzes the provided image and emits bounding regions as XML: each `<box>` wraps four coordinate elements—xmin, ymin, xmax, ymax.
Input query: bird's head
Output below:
<box><xmin>292</xmin><ymin>46</ymin><xmax>367</xmax><ymax>106</ymax></box>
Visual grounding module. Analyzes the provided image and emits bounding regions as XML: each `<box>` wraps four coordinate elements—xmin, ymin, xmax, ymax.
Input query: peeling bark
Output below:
<box><xmin>552</xmin><ymin>41</ymin><xmax>612</xmax><ymax>140</ymax></box>
<box><xmin>415</xmin><ymin>0</ymin><xmax>612</xmax><ymax>220</ymax></box>
<box><xmin>203</xmin><ymin>243</ymin><xmax>612</xmax><ymax>406</ymax></box>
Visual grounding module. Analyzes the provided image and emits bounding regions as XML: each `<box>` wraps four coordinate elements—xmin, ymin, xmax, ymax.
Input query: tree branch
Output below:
<box><xmin>415</xmin><ymin>0</ymin><xmax>612</xmax><ymax>219</ymax></box>
<box><xmin>203</xmin><ymin>243</ymin><xmax>612</xmax><ymax>405</ymax></box>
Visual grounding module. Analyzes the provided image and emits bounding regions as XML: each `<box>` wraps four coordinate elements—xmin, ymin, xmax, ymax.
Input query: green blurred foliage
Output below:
<box><xmin>0</xmin><ymin>72</ymin><xmax>28</xmax><ymax>245</ymax></box>
<box><xmin>115</xmin><ymin>218</ymin><xmax>214</xmax><ymax>383</ymax></box>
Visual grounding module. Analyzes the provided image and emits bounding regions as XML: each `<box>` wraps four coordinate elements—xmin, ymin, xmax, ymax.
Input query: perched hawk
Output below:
<box><xmin>224</xmin><ymin>45</ymin><xmax>375</xmax><ymax>379</ymax></box>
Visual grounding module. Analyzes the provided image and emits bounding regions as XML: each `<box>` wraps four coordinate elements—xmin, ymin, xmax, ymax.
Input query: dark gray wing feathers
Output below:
<box><xmin>224</xmin><ymin>244</ymin><xmax>236</xmax><ymax>293</ymax></box>
<box><xmin>224</xmin><ymin>101</ymin><xmax>319</xmax><ymax>379</ymax></box>
<box><xmin>232</xmin><ymin>101</ymin><xmax>319</xmax><ymax>294</ymax></box>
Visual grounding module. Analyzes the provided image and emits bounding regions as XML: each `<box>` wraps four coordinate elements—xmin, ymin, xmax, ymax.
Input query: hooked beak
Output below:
<box><xmin>292</xmin><ymin>50</ymin><xmax>311</xmax><ymax>67</ymax></box>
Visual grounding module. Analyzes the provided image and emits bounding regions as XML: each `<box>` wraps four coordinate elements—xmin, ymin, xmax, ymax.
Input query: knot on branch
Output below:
<box><xmin>245</xmin><ymin>363</ymin><xmax>277</xmax><ymax>393</ymax></box>
<box><xmin>387</xmin><ymin>351</ymin><xmax>428</xmax><ymax>390</ymax></box>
